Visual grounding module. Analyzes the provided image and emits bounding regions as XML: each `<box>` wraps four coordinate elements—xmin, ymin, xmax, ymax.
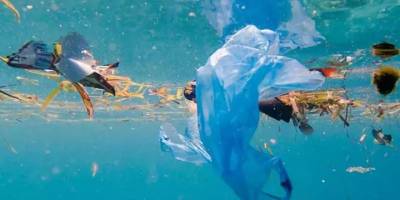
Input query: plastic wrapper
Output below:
<box><xmin>202</xmin><ymin>0</ymin><xmax>324</xmax><ymax>50</ymax></box>
<box><xmin>160</xmin><ymin>114</ymin><xmax>211</xmax><ymax>165</ymax></box>
<box><xmin>195</xmin><ymin>25</ymin><xmax>324</xmax><ymax>199</ymax></box>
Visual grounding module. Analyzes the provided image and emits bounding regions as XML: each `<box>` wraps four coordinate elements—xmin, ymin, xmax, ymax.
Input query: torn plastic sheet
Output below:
<box><xmin>195</xmin><ymin>25</ymin><xmax>324</xmax><ymax>199</ymax></box>
<box><xmin>160</xmin><ymin>114</ymin><xmax>211</xmax><ymax>165</ymax></box>
<box><xmin>55</xmin><ymin>33</ymin><xmax>96</xmax><ymax>82</ymax></box>
<box><xmin>276</xmin><ymin>0</ymin><xmax>324</xmax><ymax>50</ymax></box>
<box><xmin>202</xmin><ymin>0</ymin><xmax>324</xmax><ymax>50</ymax></box>
<box><xmin>5</xmin><ymin>41</ymin><xmax>53</xmax><ymax>70</ymax></box>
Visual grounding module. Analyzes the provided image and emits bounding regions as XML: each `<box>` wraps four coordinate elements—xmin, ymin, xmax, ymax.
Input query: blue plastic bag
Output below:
<box><xmin>159</xmin><ymin>25</ymin><xmax>324</xmax><ymax>199</ymax></box>
<box><xmin>195</xmin><ymin>25</ymin><xmax>324</xmax><ymax>199</ymax></box>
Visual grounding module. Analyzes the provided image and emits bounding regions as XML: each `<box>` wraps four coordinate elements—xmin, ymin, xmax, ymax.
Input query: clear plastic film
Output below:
<box><xmin>160</xmin><ymin>114</ymin><xmax>211</xmax><ymax>165</ymax></box>
<box><xmin>202</xmin><ymin>0</ymin><xmax>324</xmax><ymax>50</ymax></box>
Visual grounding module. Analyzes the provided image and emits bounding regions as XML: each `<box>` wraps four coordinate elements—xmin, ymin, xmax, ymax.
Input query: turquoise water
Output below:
<box><xmin>0</xmin><ymin>1</ymin><xmax>399</xmax><ymax>199</ymax></box>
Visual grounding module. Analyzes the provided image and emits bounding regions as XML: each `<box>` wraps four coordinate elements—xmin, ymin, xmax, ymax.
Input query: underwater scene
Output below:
<box><xmin>0</xmin><ymin>0</ymin><xmax>399</xmax><ymax>199</ymax></box>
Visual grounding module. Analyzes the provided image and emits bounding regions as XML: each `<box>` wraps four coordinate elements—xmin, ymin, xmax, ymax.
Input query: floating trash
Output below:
<box><xmin>359</xmin><ymin>133</ymin><xmax>367</xmax><ymax>144</ymax></box>
<box><xmin>372</xmin><ymin>128</ymin><xmax>392</xmax><ymax>146</ymax></box>
<box><xmin>346</xmin><ymin>166</ymin><xmax>376</xmax><ymax>174</ymax></box>
<box><xmin>372</xmin><ymin>42</ymin><xmax>399</xmax><ymax>59</ymax></box>
<box><xmin>159</xmin><ymin>115</ymin><xmax>211</xmax><ymax>165</ymax></box>
<box><xmin>327</xmin><ymin>54</ymin><xmax>353</xmax><ymax>67</ymax></box>
<box><xmin>195</xmin><ymin>25</ymin><xmax>324</xmax><ymax>200</ymax></box>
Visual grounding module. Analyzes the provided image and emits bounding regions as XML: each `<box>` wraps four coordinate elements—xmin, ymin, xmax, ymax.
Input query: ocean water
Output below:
<box><xmin>0</xmin><ymin>0</ymin><xmax>399</xmax><ymax>199</ymax></box>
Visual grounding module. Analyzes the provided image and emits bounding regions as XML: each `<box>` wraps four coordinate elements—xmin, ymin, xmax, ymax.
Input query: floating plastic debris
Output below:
<box><xmin>326</xmin><ymin>54</ymin><xmax>353</xmax><ymax>67</ymax></box>
<box><xmin>91</xmin><ymin>162</ymin><xmax>99</xmax><ymax>177</ymax></box>
<box><xmin>359</xmin><ymin>133</ymin><xmax>367</xmax><ymax>144</ymax></box>
<box><xmin>346</xmin><ymin>166</ymin><xmax>376</xmax><ymax>174</ymax></box>
<box><xmin>195</xmin><ymin>25</ymin><xmax>324</xmax><ymax>199</ymax></box>
<box><xmin>55</xmin><ymin>33</ymin><xmax>116</xmax><ymax>96</ymax></box>
<box><xmin>48</xmin><ymin>33</ymin><xmax>117</xmax><ymax>119</ymax></box>
<box><xmin>188</xmin><ymin>12</ymin><xmax>196</xmax><ymax>17</ymax></box>
<box><xmin>270</xmin><ymin>138</ymin><xmax>277</xmax><ymax>145</ymax></box>
<box><xmin>202</xmin><ymin>0</ymin><xmax>324</xmax><ymax>50</ymax></box>
<box><xmin>1</xmin><ymin>41</ymin><xmax>54</xmax><ymax>70</ymax></box>
<box><xmin>277</xmin><ymin>0</ymin><xmax>325</xmax><ymax>50</ymax></box>
<box><xmin>159</xmin><ymin>115</ymin><xmax>211</xmax><ymax>165</ymax></box>
<box><xmin>372</xmin><ymin>128</ymin><xmax>392</xmax><ymax>146</ymax></box>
